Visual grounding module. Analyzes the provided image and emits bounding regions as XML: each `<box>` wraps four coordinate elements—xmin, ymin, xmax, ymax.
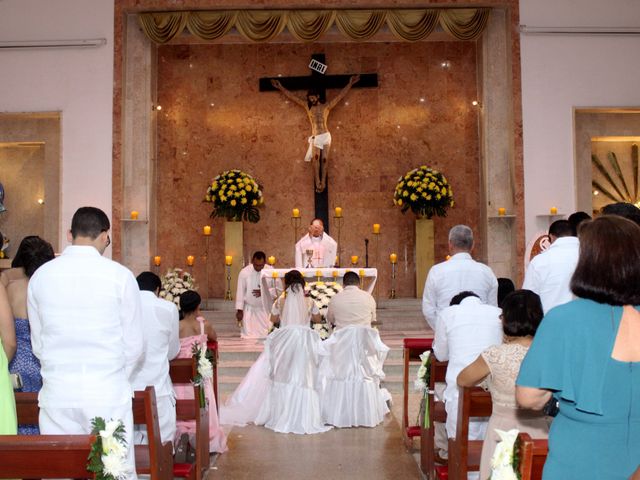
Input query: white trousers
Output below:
<box><xmin>134</xmin><ymin>394</ymin><xmax>176</xmax><ymax>449</ymax></box>
<box><xmin>40</xmin><ymin>402</ymin><xmax>137</xmax><ymax>480</ymax></box>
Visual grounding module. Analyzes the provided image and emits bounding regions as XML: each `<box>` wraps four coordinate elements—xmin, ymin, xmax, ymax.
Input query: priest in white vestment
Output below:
<box><xmin>236</xmin><ymin>251</ymin><xmax>273</xmax><ymax>339</ymax></box>
<box><xmin>294</xmin><ymin>218</ymin><xmax>337</xmax><ymax>268</ymax></box>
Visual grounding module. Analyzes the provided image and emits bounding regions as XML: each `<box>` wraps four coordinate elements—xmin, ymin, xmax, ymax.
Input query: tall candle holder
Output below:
<box><xmin>372</xmin><ymin>225</ymin><xmax>380</xmax><ymax>267</ymax></box>
<box><xmin>224</xmin><ymin>256</ymin><xmax>233</xmax><ymax>301</ymax></box>
<box><xmin>334</xmin><ymin>213</ymin><xmax>344</xmax><ymax>267</ymax></box>
<box><xmin>186</xmin><ymin>255</ymin><xmax>195</xmax><ymax>276</ymax></box>
<box><xmin>389</xmin><ymin>253</ymin><xmax>398</xmax><ymax>299</ymax></box>
<box><xmin>291</xmin><ymin>210</ymin><xmax>301</xmax><ymax>258</ymax></box>
<box><xmin>153</xmin><ymin>256</ymin><xmax>161</xmax><ymax>275</ymax></box>
<box><xmin>203</xmin><ymin>231</ymin><xmax>211</xmax><ymax>309</ymax></box>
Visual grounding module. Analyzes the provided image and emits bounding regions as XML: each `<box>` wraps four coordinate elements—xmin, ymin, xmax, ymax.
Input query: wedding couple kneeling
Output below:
<box><xmin>220</xmin><ymin>270</ymin><xmax>391</xmax><ymax>434</ymax></box>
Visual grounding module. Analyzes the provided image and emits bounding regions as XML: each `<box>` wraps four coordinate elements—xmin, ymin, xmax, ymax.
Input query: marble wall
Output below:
<box><xmin>155</xmin><ymin>40</ymin><xmax>480</xmax><ymax>298</ymax></box>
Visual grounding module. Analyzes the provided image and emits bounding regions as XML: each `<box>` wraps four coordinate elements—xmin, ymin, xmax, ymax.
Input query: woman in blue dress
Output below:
<box><xmin>2</xmin><ymin>236</ymin><xmax>54</xmax><ymax>434</ymax></box>
<box><xmin>517</xmin><ymin>215</ymin><xmax>640</xmax><ymax>479</ymax></box>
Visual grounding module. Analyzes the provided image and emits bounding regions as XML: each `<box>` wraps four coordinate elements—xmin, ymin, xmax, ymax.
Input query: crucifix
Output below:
<box><xmin>259</xmin><ymin>54</ymin><xmax>378</xmax><ymax>232</ymax></box>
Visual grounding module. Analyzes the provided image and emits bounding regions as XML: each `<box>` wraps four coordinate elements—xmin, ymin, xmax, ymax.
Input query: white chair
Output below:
<box><xmin>319</xmin><ymin>325</ymin><xmax>391</xmax><ymax>428</ymax></box>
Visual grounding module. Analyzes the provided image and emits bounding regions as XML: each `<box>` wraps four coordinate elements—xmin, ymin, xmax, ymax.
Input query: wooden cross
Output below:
<box><xmin>259</xmin><ymin>54</ymin><xmax>378</xmax><ymax>233</ymax></box>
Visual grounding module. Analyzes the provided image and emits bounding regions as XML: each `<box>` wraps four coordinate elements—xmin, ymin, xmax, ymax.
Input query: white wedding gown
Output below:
<box><xmin>220</xmin><ymin>287</ymin><xmax>331</xmax><ymax>434</ymax></box>
<box><xmin>318</xmin><ymin>325</ymin><xmax>391</xmax><ymax>428</ymax></box>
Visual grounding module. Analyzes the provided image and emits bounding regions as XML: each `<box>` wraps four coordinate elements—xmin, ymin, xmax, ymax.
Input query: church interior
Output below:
<box><xmin>1</xmin><ymin>0</ymin><xmax>640</xmax><ymax>478</ymax></box>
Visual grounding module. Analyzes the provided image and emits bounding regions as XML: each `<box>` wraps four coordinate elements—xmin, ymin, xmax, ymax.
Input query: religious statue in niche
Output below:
<box><xmin>271</xmin><ymin>74</ymin><xmax>360</xmax><ymax>193</ymax></box>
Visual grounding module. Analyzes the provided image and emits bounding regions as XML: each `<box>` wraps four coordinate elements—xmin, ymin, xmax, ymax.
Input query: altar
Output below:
<box><xmin>259</xmin><ymin>267</ymin><xmax>378</xmax><ymax>312</ymax></box>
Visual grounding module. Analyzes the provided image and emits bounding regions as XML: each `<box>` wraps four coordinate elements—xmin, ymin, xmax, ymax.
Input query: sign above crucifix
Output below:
<box><xmin>259</xmin><ymin>54</ymin><xmax>378</xmax><ymax>232</ymax></box>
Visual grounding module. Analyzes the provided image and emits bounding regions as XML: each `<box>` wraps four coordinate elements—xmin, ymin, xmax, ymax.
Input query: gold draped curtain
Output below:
<box><xmin>138</xmin><ymin>8</ymin><xmax>490</xmax><ymax>44</ymax></box>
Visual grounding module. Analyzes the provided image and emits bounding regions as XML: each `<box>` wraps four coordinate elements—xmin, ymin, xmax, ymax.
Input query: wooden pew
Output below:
<box><xmin>419</xmin><ymin>358</ymin><xmax>449</xmax><ymax>479</ymax></box>
<box><xmin>132</xmin><ymin>386</ymin><xmax>174</xmax><ymax>480</ymax></box>
<box><xmin>16</xmin><ymin>389</ymin><xmax>173</xmax><ymax>480</ymax></box>
<box><xmin>402</xmin><ymin>337</ymin><xmax>433</xmax><ymax>447</ymax></box>
<box><xmin>516</xmin><ymin>432</ymin><xmax>548</xmax><ymax>480</ymax></box>
<box><xmin>170</xmin><ymin>357</ymin><xmax>210</xmax><ymax>480</ymax></box>
<box><xmin>207</xmin><ymin>339</ymin><xmax>219</xmax><ymax>410</ymax></box>
<box><xmin>447</xmin><ymin>386</ymin><xmax>493</xmax><ymax>480</ymax></box>
<box><xmin>0</xmin><ymin>434</ymin><xmax>96</xmax><ymax>478</ymax></box>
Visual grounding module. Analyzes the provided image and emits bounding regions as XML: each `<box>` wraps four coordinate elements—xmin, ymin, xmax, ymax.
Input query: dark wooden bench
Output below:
<box><xmin>419</xmin><ymin>357</ymin><xmax>448</xmax><ymax>479</ymax></box>
<box><xmin>0</xmin><ymin>434</ymin><xmax>96</xmax><ymax>478</ymax></box>
<box><xmin>446</xmin><ymin>386</ymin><xmax>493</xmax><ymax>480</ymax></box>
<box><xmin>133</xmin><ymin>386</ymin><xmax>174</xmax><ymax>480</ymax></box>
<box><xmin>402</xmin><ymin>337</ymin><xmax>433</xmax><ymax>447</ymax></box>
<box><xmin>516</xmin><ymin>432</ymin><xmax>548</xmax><ymax>480</ymax></box>
<box><xmin>170</xmin><ymin>357</ymin><xmax>210</xmax><ymax>480</ymax></box>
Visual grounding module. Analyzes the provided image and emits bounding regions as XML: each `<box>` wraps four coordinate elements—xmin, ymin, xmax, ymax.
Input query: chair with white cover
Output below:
<box><xmin>319</xmin><ymin>325</ymin><xmax>391</xmax><ymax>428</ymax></box>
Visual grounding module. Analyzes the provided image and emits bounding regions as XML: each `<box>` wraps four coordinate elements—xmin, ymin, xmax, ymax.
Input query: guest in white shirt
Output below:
<box><xmin>236</xmin><ymin>251</ymin><xmax>272</xmax><ymax>339</ymax></box>
<box><xmin>28</xmin><ymin>207</ymin><xmax>144</xmax><ymax>480</ymax></box>
<box><xmin>132</xmin><ymin>271</ymin><xmax>180</xmax><ymax>446</ymax></box>
<box><xmin>422</xmin><ymin>225</ymin><xmax>498</xmax><ymax>330</ymax></box>
<box><xmin>522</xmin><ymin>220</ymin><xmax>579</xmax><ymax>314</ymax></box>
<box><xmin>295</xmin><ymin>218</ymin><xmax>337</xmax><ymax>268</ymax></box>
<box><xmin>326</xmin><ymin>271</ymin><xmax>376</xmax><ymax>329</ymax></box>
<box><xmin>432</xmin><ymin>291</ymin><xmax>502</xmax><ymax>457</ymax></box>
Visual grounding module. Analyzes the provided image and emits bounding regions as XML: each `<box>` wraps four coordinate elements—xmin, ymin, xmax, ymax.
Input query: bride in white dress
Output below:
<box><xmin>220</xmin><ymin>270</ymin><xmax>331</xmax><ymax>434</ymax></box>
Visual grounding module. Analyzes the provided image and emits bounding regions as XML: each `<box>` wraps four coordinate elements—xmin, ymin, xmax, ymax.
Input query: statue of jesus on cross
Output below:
<box><xmin>271</xmin><ymin>74</ymin><xmax>360</xmax><ymax>193</ymax></box>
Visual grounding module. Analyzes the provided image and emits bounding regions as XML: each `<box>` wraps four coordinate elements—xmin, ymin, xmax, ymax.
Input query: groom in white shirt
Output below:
<box><xmin>28</xmin><ymin>207</ymin><xmax>144</xmax><ymax>480</ymax></box>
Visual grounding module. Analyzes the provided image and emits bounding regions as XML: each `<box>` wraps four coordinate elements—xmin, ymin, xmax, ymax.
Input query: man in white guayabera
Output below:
<box><xmin>28</xmin><ymin>206</ymin><xmax>143</xmax><ymax>479</ymax></box>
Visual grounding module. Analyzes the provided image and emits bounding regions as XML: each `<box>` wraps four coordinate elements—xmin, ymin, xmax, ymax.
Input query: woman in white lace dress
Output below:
<box><xmin>457</xmin><ymin>290</ymin><xmax>549</xmax><ymax>480</ymax></box>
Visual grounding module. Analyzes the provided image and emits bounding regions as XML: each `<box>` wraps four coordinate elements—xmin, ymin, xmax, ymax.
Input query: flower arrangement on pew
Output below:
<box><xmin>87</xmin><ymin>417</ymin><xmax>130</xmax><ymax>480</ymax></box>
<box><xmin>306</xmin><ymin>281</ymin><xmax>343</xmax><ymax>340</ymax></box>
<box><xmin>414</xmin><ymin>350</ymin><xmax>432</xmax><ymax>428</ymax></box>
<box><xmin>205</xmin><ymin>169</ymin><xmax>264</xmax><ymax>223</ymax></box>
<box><xmin>192</xmin><ymin>341</ymin><xmax>214</xmax><ymax>408</ymax></box>
<box><xmin>490</xmin><ymin>428</ymin><xmax>520</xmax><ymax>480</ymax></box>
<box><xmin>159</xmin><ymin>268</ymin><xmax>196</xmax><ymax>309</ymax></box>
<box><xmin>393</xmin><ymin>165</ymin><xmax>454</xmax><ymax>218</ymax></box>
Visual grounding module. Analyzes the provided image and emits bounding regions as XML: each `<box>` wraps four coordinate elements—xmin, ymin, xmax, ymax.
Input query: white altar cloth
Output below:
<box><xmin>259</xmin><ymin>268</ymin><xmax>378</xmax><ymax>313</ymax></box>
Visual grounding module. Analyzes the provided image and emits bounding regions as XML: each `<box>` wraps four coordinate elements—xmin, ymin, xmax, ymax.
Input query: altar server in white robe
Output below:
<box><xmin>295</xmin><ymin>218</ymin><xmax>338</xmax><ymax>268</ymax></box>
<box><xmin>28</xmin><ymin>207</ymin><xmax>144</xmax><ymax>480</ymax></box>
<box><xmin>236</xmin><ymin>251</ymin><xmax>272</xmax><ymax>339</ymax></box>
<box><xmin>132</xmin><ymin>271</ymin><xmax>180</xmax><ymax>446</ymax></box>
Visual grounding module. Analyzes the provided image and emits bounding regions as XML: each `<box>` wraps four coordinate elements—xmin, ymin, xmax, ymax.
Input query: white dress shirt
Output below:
<box><xmin>28</xmin><ymin>245</ymin><xmax>144</xmax><ymax>408</ymax></box>
<box><xmin>295</xmin><ymin>233</ymin><xmax>338</xmax><ymax>268</ymax></box>
<box><xmin>131</xmin><ymin>290</ymin><xmax>179</xmax><ymax>397</ymax></box>
<box><xmin>522</xmin><ymin>236</ymin><xmax>579</xmax><ymax>314</ymax></box>
<box><xmin>326</xmin><ymin>285</ymin><xmax>376</xmax><ymax>329</ymax></box>
<box><xmin>422</xmin><ymin>252</ymin><xmax>498</xmax><ymax>330</ymax></box>
<box><xmin>432</xmin><ymin>296</ymin><xmax>502</xmax><ymax>439</ymax></box>
<box><xmin>235</xmin><ymin>264</ymin><xmax>272</xmax><ymax>338</ymax></box>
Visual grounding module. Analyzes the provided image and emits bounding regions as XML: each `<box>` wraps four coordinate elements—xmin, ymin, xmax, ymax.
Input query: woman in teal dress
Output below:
<box><xmin>517</xmin><ymin>215</ymin><xmax>640</xmax><ymax>479</ymax></box>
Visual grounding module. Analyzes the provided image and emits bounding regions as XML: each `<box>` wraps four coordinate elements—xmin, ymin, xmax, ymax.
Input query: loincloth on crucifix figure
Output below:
<box><xmin>271</xmin><ymin>74</ymin><xmax>359</xmax><ymax>193</ymax></box>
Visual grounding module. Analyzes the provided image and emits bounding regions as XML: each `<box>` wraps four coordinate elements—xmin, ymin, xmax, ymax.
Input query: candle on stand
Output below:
<box><xmin>351</xmin><ymin>255</ymin><xmax>358</xmax><ymax>265</ymax></box>
<box><xmin>498</xmin><ymin>208</ymin><xmax>506</xmax><ymax>216</ymax></box>
<box><xmin>292</xmin><ymin>208</ymin><xmax>300</xmax><ymax>218</ymax></box>
<box><xmin>225</xmin><ymin>255</ymin><xmax>233</xmax><ymax>266</ymax></box>
<box><xmin>550</xmin><ymin>206</ymin><xmax>558</xmax><ymax>215</ymax></box>
<box><xmin>153</xmin><ymin>256</ymin><xmax>161</xmax><ymax>266</ymax></box>
<box><xmin>359</xmin><ymin>269</ymin><xmax>365</xmax><ymax>276</ymax></box>
<box><xmin>130</xmin><ymin>210</ymin><xmax>139</xmax><ymax>220</ymax></box>
<box><xmin>186</xmin><ymin>255</ymin><xmax>195</xmax><ymax>266</ymax></box>
<box><xmin>267</xmin><ymin>255</ymin><xmax>276</xmax><ymax>266</ymax></box>
<box><xmin>390</xmin><ymin>253</ymin><xmax>398</xmax><ymax>264</ymax></box>
<box><xmin>372</xmin><ymin>223</ymin><xmax>380</xmax><ymax>234</ymax></box>
<box><xmin>334</xmin><ymin>207</ymin><xmax>343</xmax><ymax>218</ymax></box>
<box><xmin>332</xmin><ymin>270</ymin><xmax>339</xmax><ymax>279</ymax></box>
<box><xmin>272</xmin><ymin>271</ymin><xmax>278</xmax><ymax>278</ymax></box>
<box><xmin>203</xmin><ymin>225</ymin><xmax>212</xmax><ymax>236</ymax></box>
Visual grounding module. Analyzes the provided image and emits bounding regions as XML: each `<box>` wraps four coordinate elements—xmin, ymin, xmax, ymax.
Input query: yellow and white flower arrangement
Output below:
<box><xmin>88</xmin><ymin>417</ymin><xmax>130</xmax><ymax>480</ymax></box>
<box><xmin>306</xmin><ymin>281</ymin><xmax>343</xmax><ymax>340</ymax></box>
<box><xmin>205</xmin><ymin>169</ymin><xmax>263</xmax><ymax>223</ymax></box>
<box><xmin>159</xmin><ymin>268</ymin><xmax>196</xmax><ymax>309</ymax></box>
<box><xmin>393</xmin><ymin>165</ymin><xmax>454</xmax><ymax>219</ymax></box>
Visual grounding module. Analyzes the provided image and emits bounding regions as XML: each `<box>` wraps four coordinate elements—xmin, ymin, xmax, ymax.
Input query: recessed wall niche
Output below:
<box><xmin>0</xmin><ymin>113</ymin><xmax>61</xmax><ymax>255</ymax></box>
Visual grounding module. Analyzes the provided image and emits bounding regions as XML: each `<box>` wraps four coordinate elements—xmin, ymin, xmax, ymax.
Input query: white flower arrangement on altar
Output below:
<box><xmin>159</xmin><ymin>268</ymin><xmax>196</xmax><ymax>309</ymax></box>
<box><xmin>192</xmin><ymin>341</ymin><xmax>214</xmax><ymax>408</ymax></box>
<box><xmin>306</xmin><ymin>281</ymin><xmax>343</xmax><ymax>340</ymax></box>
<box><xmin>490</xmin><ymin>428</ymin><xmax>520</xmax><ymax>480</ymax></box>
<box><xmin>87</xmin><ymin>417</ymin><xmax>130</xmax><ymax>480</ymax></box>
